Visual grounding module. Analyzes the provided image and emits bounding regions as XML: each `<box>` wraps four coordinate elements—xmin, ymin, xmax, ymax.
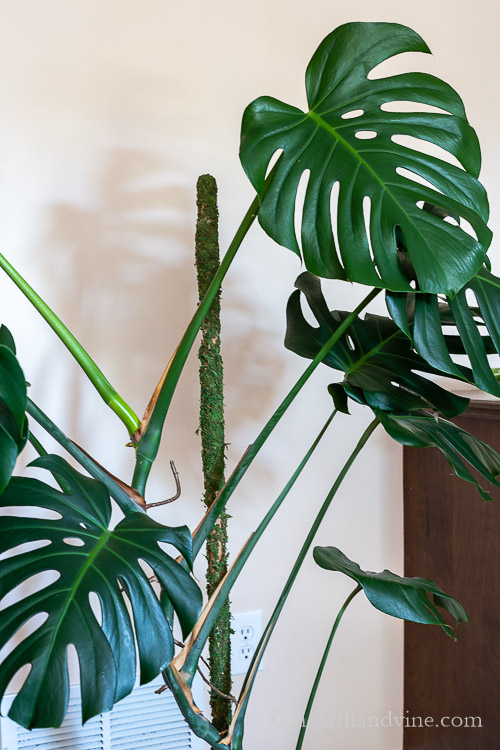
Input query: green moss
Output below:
<box><xmin>195</xmin><ymin>174</ymin><xmax>232</xmax><ymax>732</ymax></box>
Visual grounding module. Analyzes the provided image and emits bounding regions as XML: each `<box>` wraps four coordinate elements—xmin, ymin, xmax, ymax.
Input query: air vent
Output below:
<box><xmin>0</xmin><ymin>676</ymin><xmax>204</xmax><ymax>750</ymax></box>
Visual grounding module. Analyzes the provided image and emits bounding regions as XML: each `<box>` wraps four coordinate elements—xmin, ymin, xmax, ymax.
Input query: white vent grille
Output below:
<box><xmin>0</xmin><ymin>677</ymin><xmax>204</xmax><ymax>750</ymax></box>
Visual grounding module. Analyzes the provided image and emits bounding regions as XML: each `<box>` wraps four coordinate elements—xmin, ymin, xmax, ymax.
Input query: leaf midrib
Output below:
<box><xmin>307</xmin><ymin>109</ymin><xmax>428</xmax><ymax>256</ymax></box>
<box><xmin>35</xmin><ymin>527</ymin><xmax>112</xmax><ymax>700</ymax></box>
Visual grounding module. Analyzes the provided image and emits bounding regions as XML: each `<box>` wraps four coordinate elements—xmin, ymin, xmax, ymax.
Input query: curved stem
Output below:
<box><xmin>26</xmin><ymin>398</ymin><xmax>142</xmax><ymax>515</ymax></box>
<box><xmin>27</xmin><ymin>431</ymin><xmax>48</xmax><ymax>457</ymax></box>
<box><xmin>192</xmin><ymin>286</ymin><xmax>381</xmax><ymax>557</ymax></box>
<box><xmin>229</xmin><ymin>418</ymin><xmax>379</xmax><ymax>748</ymax></box>
<box><xmin>0</xmin><ymin>253</ymin><xmax>140</xmax><ymax>435</ymax></box>
<box><xmin>296</xmin><ymin>585</ymin><xmax>362</xmax><ymax>750</ymax></box>
<box><xmin>181</xmin><ymin>409</ymin><xmax>338</xmax><ymax>679</ymax></box>
<box><xmin>28</xmin><ymin>429</ymin><xmax>71</xmax><ymax>493</ymax></box>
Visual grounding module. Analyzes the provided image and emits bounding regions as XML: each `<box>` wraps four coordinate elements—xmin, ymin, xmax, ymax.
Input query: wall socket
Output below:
<box><xmin>230</xmin><ymin>610</ymin><xmax>264</xmax><ymax>676</ymax></box>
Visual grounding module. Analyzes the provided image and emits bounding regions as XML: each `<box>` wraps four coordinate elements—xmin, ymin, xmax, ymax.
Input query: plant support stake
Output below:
<box><xmin>195</xmin><ymin>174</ymin><xmax>232</xmax><ymax>732</ymax></box>
<box><xmin>131</xmin><ymin>163</ymin><xmax>280</xmax><ymax>496</ymax></box>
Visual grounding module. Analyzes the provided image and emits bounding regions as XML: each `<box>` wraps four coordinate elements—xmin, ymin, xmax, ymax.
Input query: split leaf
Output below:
<box><xmin>285</xmin><ymin>272</ymin><xmax>469</xmax><ymax>417</ymax></box>
<box><xmin>241</xmin><ymin>22</ymin><xmax>490</xmax><ymax>294</ymax></box>
<box><xmin>0</xmin><ymin>455</ymin><xmax>202</xmax><ymax>729</ymax></box>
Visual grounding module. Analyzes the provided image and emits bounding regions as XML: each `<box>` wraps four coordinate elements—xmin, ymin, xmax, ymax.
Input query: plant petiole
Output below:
<box><xmin>0</xmin><ymin>253</ymin><xmax>140</xmax><ymax>436</ymax></box>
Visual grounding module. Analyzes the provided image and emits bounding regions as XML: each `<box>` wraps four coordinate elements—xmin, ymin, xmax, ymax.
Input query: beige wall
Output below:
<box><xmin>0</xmin><ymin>1</ymin><xmax>498</xmax><ymax>748</ymax></box>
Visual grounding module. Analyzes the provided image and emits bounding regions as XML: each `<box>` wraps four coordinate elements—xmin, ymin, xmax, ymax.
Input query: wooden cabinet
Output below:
<box><xmin>403</xmin><ymin>399</ymin><xmax>500</xmax><ymax>749</ymax></box>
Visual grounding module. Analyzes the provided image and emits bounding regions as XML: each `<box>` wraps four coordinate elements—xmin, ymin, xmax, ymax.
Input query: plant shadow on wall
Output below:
<box><xmin>1</xmin><ymin>20</ymin><xmax>500</xmax><ymax>750</ymax></box>
<box><xmin>32</xmin><ymin>147</ymin><xmax>284</xmax><ymax>482</ymax></box>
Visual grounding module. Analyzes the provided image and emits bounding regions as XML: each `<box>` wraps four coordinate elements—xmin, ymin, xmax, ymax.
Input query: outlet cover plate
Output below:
<box><xmin>231</xmin><ymin>610</ymin><xmax>264</xmax><ymax>676</ymax></box>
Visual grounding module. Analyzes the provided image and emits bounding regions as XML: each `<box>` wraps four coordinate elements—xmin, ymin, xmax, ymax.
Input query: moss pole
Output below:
<box><xmin>195</xmin><ymin>174</ymin><xmax>232</xmax><ymax>732</ymax></box>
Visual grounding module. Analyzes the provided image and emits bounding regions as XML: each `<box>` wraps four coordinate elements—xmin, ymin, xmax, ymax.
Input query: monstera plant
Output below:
<box><xmin>0</xmin><ymin>20</ymin><xmax>499</xmax><ymax>749</ymax></box>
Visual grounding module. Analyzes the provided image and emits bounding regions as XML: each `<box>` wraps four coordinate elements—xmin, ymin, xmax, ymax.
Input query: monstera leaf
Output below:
<box><xmin>285</xmin><ymin>272</ymin><xmax>470</xmax><ymax>416</ymax></box>
<box><xmin>387</xmin><ymin>266</ymin><xmax>500</xmax><ymax>397</ymax></box>
<box><xmin>0</xmin><ymin>456</ymin><xmax>202</xmax><ymax>729</ymax></box>
<box><xmin>0</xmin><ymin>325</ymin><xmax>28</xmax><ymax>492</ymax></box>
<box><xmin>377</xmin><ymin>410</ymin><xmax>500</xmax><ymax>501</ymax></box>
<box><xmin>313</xmin><ymin>546</ymin><xmax>467</xmax><ymax>638</ymax></box>
<box><xmin>240</xmin><ymin>22</ymin><xmax>490</xmax><ymax>294</ymax></box>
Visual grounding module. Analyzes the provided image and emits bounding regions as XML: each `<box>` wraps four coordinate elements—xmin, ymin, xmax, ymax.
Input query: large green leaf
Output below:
<box><xmin>285</xmin><ymin>274</ymin><xmax>500</xmax><ymax>498</ymax></box>
<box><xmin>0</xmin><ymin>456</ymin><xmax>202</xmax><ymax>729</ymax></box>
<box><xmin>377</xmin><ymin>409</ymin><xmax>500</xmax><ymax>501</ymax></box>
<box><xmin>313</xmin><ymin>546</ymin><xmax>468</xmax><ymax>638</ymax></box>
<box><xmin>387</xmin><ymin>267</ymin><xmax>500</xmax><ymax>397</ymax></box>
<box><xmin>240</xmin><ymin>22</ymin><xmax>490</xmax><ymax>294</ymax></box>
<box><xmin>285</xmin><ymin>272</ymin><xmax>470</xmax><ymax>417</ymax></box>
<box><xmin>0</xmin><ymin>325</ymin><xmax>28</xmax><ymax>492</ymax></box>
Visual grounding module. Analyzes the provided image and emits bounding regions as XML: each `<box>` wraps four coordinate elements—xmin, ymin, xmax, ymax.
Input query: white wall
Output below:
<box><xmin>0</xmin><ymin>2</ymin><xmax>498</xmax><ymax>748</ymax></box>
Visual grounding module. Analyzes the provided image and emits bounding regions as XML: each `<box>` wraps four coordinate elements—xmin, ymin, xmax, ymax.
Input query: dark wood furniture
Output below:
<box><xmin>403</xmin><ymin>398</ymin><xmax>500</xmax><ymax>749</ymax></box>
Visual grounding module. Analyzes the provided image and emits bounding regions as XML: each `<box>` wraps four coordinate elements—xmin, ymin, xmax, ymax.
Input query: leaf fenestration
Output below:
<box><xmin>285</xmin><ymin>272</ymin><xmax>470</xmax><ymax>417</ymax></box>
<box><xmin>0</xmin><ymin>455</ymin><xmax>202</xmax><ymax>729</ymax></box>
<box><xmin>388</xmin><ymin>267</ymin><xmax>500</xmax><ymax>397</ymax></box>
<box><xmin>241</xmin><ymin>22</ymin><xmax>490</xmax><ymax>294</ymax></box>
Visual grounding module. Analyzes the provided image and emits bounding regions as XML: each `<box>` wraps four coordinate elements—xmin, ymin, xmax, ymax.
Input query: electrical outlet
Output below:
<box><xmin>230</xmin><ymin>611</ymin><xmax>264</xmax><ymax>675</ymax></box>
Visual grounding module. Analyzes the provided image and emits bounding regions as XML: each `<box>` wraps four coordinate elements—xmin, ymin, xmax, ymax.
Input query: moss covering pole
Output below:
<box><xmin>195</xmin><ymin>174</ymin><xmax>232</xmax><ymax>733</ymax></box>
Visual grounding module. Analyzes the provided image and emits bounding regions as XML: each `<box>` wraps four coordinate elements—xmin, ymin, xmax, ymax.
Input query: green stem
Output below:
<box><xmin>28</xmin><ymin>430</ymin><xmax>72</xmax><ymax>493</ymax></box>
<box><xmin>28</xmin><ymin>430</ymin><xmax>71</xmax><ymax>495</ymax></box>
<box><xmin>192</xmin><ymin>286</ymin><xmax>381</xmax><ymax>558</ymax></box>
<box><xmin>230</xmin><ymin>418</ymin><xmax>379</xmax><ymax>749</ymax></box>
<box><xmin>296</xmin><ymin>585</ymin><xmax>362</xmax><ymax>750</ymax></box>
<box><xmin>26</xmin><ymin>398</ymin><xmax>142</xmax><ymax>515</ymax></box>
<box><xmin>0</xmin><ymin>253</ymin><xmax>140</xmax><ymax>435</ymax></box>
<box><xmin>182</xmin><ymin>409</ymin><xmax>338</xmax><ymax>679</ymax></box>
<box><xmin>28</xmin><ymin>431</ymin><xmax>48</xmax><ymax>457</ymax></box>
<box><xmin>161</xmin><ymin>411</ymin><xmax>338</xmax><ymax>750</ymax></box>
<box><xmin>131</xmin><ymin>192</ymin><xmax>261</xmax><ymax>495</ymax></box>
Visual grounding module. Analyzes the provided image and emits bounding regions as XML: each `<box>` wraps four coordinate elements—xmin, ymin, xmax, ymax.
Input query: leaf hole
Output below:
<box><xmin>465</xmin><ymin>291</ymin><xmax>492</xmax><ymax>345</ymax></box>
<box><xmin>346</xmin><ymin>335</ymin><xmax>356</xmax><ymax>351</ymax></box>
<box><xmin>0</xmin><ymin>664</ymin><xmax>33</xmax><ymax>710</ymax></box>
<box><xmin>368</xmin><ymin>53</ymin><xmax>430</xmax><ymax>80</ymax></box>
<box><xmin>294</xmin><ymin>169</ymin><xmax>311</xmax><ymax>256</ymax></box>
<box><xmin>0</xmin><ymin>506</ymin><xmax>61</xmax><ymax>520</ymax></box>
<box><xmin>0</xmin><ymin>539</ymin><xmax>51</xmax><ymax>562</ymax></box>
<box><xmin>465</xmin><ymin>287</ymin><xmax>480</xmax><ymax>311</ymax></box>
<box><xmin>89</xmin><ymin>591</ymin><xmax>103</xmax><ymax>626</ymax></box>
<box><xmin>0</xmin><ymin>613</ymin><xmax>48</xmax><ymax>674</ymax></box>
<box><xmin>459</xmin><ymin>218</ymin><xmax>478</xmax><ymax>242</ymax></box>
<box><xmin>138</xmin><ymin>558</ymin><xmax>157</xmax><ymax>584</ymax></box>
<box><xmin>297</xmin><ymin>291</ymin><xmax>321</xmax><ymax>329</ymax></box>
<box><xmin>355</xmin><ymin>130</ymin><xmax>377</xmax><ymax>140</ymax></box>
<box><xmin>396</xmin><ymin>167</ymin><xmax>444</xmax><ymax>195</ymax></box>
<box><xmin>392</xmin><ymin>134</ymin><xmax>463</xmax><ymax>170</ymax></box>
<box><xmin>362</xmin><ymin>195</ymin><xmax>382</xmax><ymax>280</ymax></box>
<box><xmin>266</xmin><ymin>148</ymin><xmax>283</xmax><ymax>179</ymax></box>
<box><xmin>63</xmin><ymin>537</ymin><xmax>85</xmax><ymax>547</ymax></box>
<box><xmin>66</xmin><ymin>643</ymin><xmax>81</xmax><ymax>685</ymax></box>
<box><xmin>0</xmin><ymin>570</ymin><xmax>60</xmax><ymax>612</ymax></box>
<box><xmin>381</xmin><ymin>101</ymin><xmax>452</xmax><ymax>115</ymax></box>
<box><xmin>341</xmin><ymin>109</ymin><xmax>364</xmax><ymax>119</ymax></box>
<box><xmin>329</xmin><ymin>181</ymin><xmax>341</xmax><ymax>257</ymax></box>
